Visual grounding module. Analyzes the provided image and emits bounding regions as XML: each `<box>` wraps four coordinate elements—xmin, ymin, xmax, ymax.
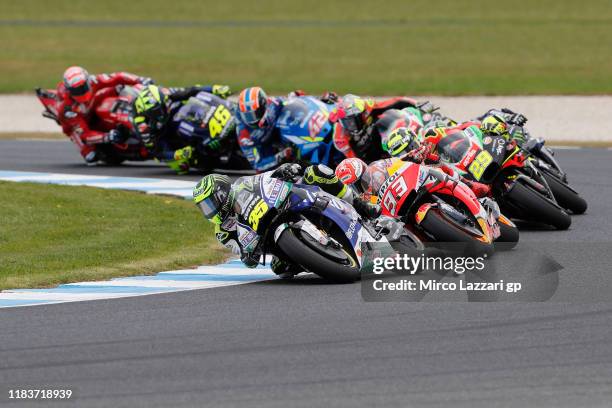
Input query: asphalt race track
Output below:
<box><xmin>1</xmin><ymin>140</ymin><xmax>612</xmax><ymax>407</ymax></box>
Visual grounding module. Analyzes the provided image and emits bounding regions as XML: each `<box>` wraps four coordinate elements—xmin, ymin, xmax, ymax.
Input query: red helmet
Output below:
<box><xmin>335</xmin><ymin>158</ymin><xmax>367</xmax><ymax>185</ymax></box>
<box><xmin>238</xmin><ymin>87</ymin><xmax>268</xmax><ymax>127</ymax></box>
<box><xmin>63</xmin><ymin>66</ymin><xmax>92</xmax><ymax>104</ymax></box>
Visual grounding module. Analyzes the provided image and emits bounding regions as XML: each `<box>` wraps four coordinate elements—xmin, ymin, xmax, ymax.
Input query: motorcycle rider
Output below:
<box><xmin>336</xmin><ymin>127</ymin><xmax>492</xmax><ymax>200</ymax></box>
<box><xmin>235</xmin><ymin>87</ymin><xmax>339</xmax><ymax>172</ymax></box>
<box><xmin>131</xmin><ymin>83</ymin><xmax>232</xmax><ymax>174</ymax></box>
<box><xmin>419</xmin><ymin>112</ymin><xmax>515</xmax><ymax>168</ymax></box>
<box><xmin>56</xmin><ymin>66</ymin><xmax>154</xmax><ymax>163</ymax></box>
<box><xmin>193</xmin><ymin>163</ymin><xmax>379</xmax><ymax>277</ymax></box>
<box><xmin>329</xmin><ymin>94</ymin><xmax>454</xmax><ymax>162</ymax></box>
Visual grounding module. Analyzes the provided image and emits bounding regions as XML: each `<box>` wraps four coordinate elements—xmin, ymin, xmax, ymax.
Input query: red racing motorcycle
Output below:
<box><xmin>370</xmin><ymin>160</ymin><xmax>518</xmax><ymax>254</ymax></box>
<box><xmin>36</xmin><ymin>85</ymin><xmax>150</xmax><ymax>164</ymax></box>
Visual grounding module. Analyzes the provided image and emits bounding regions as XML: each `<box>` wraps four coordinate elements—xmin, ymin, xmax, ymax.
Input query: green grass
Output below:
<box><xmin>0</xmin><ymin>181</ymin><xmax>227</xmax><ymax>290</ymax></box>
<box><xmin>1</xmin><ymin>0</ymin><xmax>612</xmax><ymax>95</ymax></box>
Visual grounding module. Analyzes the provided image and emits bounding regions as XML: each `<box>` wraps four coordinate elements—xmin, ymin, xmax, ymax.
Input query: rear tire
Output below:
<box><xmin>419</xmin><ymin>209</ymin><xmax>494</xmax><ymax>256</ymax></box>
<box><xmin>542</xmin><ymin>171</ymin><xmax>587</xmax><ymax>214</ymax></box>
<box><xmin>276</xmin><ymin>228</ymin><xmax>360</xmax><ymax>283</ymax></box>
<box><xmin>505</xmin><ymin>181</ymin><xmax>571</xmax><ymax>230</ymax></box>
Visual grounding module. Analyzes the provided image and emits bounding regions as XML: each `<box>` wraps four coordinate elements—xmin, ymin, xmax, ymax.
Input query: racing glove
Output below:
<box><xmin>274</xmin><ymin>147</ymin><xmax>294</xmax><ymax>164</ymax></box>
<box><xmin>289</xmin><ymin>89</ymin><xmax>306</xmax><ymax>98</ymax></box>
<box><xmin>320</xmin><ymin>91</ymin><xmax>339</xmax><ymax>104</ymax></box>
<box><xmin>405</xmin><ymin>144</ymin><xmax>430</xmax><ymax>163</ymax></box>
<box><xmin>103</xmin><ymin>129</ymin><xmax>126</xmax><ymax>144</ymax></box>
<box><xmin>272</xmin><ymin>163</ymin><xmax>303</xmax><ymax>182</ymax></box>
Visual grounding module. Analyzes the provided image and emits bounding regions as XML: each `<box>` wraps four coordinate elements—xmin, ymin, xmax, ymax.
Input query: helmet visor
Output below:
<box><xmin>240</xmin><ymin>108</ymin><xmax>265</xmax><ymax>127</ymax></box>
<box><xmin>196</xmin><ymin>197</ymin><xmax>222</xmax><ymax>224</ymax></box>
<box><xmin>341</xmin><ymin>115</ymin><xmax>364</xmax><ymax>136</ymax></box>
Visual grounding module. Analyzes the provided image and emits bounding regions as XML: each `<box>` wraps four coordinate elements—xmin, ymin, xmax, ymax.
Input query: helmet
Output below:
<box><xmin>335</xmin><ymin>158</ymin><xmax>367</xmax><ymax>185</ymax></box>
<box><xmin>238</xmin><ymin>87</ymin><xmax>268</xmax><ymax>127</ymax></box>
<box><xmin>335</xmin><ymin>94</ymin><xmax>374</xmax><ymax>138</ymax></box>
<box><xmin>63</xmin><ymin>66</ymin><xmax>92</xmax><ymax>103</ymax></box>
<box><xmin>375</xmin><ymin>109</ymin><xmax>409</xmax><ymax>152</ymax></box>
<box><xmin>480</xmin><ymin>114</ymin><xmax>507</xmax><ymax>136</ymax></box>
<box><xmin>132</xmin><ymin>85</ymin><xmax>169</xmax><ymax>144</ymax></box>
<box><xmin>386</xmin><ymin>128</ymin><xmax>420</xmax><ymax>158</ymax></box>
<box><xmin>193</xmin><ymin>174</ymin><xmax>233</xmax><ymax>224</ymax></box>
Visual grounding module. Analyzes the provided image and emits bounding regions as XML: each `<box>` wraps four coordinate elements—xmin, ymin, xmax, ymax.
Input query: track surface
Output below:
<box><xmin>1</xmin><ymin>141</ymin><xmax>612</xmax><ymax>407</ymax></box>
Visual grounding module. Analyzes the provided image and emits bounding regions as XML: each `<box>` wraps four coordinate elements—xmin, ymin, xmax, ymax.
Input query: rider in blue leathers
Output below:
<box><xmin>235</xmin><ymin>87</ymin><xmax>292</xmax><ymax>172</ymax></box>
<box><xmin>235</xmin><ymin>87</ymin><xmax>338</xmax><ymax>172</ymax></box>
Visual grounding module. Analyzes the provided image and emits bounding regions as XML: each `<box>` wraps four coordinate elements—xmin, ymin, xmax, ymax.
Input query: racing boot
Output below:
<box><xmin>271</xmin><ymin>256</ymin><xmax>303</xmax><ymax>279</ymax></box>
<box><xmin>353</xmin><ymin>197</ymin><xmax>382</xmax><ymax>220</ymax></box>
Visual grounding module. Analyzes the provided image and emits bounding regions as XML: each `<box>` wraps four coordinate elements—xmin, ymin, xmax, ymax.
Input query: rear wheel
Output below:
<box><xmin>276</xmin><ymin>228</ymin><xmax>360</xmax><ymax>283</ymax></box>
<box><xmin>419</xmin><ymin>209</ymin><xmax>494</xmax><ymax>256</ymax></box>
<box><xmin>542</xmin><ymin>171</ymin><xmax>587</xmax><ymax>214</ymax></box>
<box><xmin>504</xmin><ymin>181</ymin><xmax>571</xmax><ymax>230</ymax></box>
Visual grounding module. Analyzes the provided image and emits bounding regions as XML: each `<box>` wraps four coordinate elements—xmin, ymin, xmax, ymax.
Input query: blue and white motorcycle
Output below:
<box><xmin>274</xmin><ymin>96</ymin><xmax>345</xmax><ymax>167</ymax></box>
<box><xmin>171</xmin><ymin>92</ymin><xmax>250</xmax><ymax>171</ymax></box>
<box><xmin>238</xmin><ymin>173</ymin><xmax>404</xmax><ymax>283</ymax></box>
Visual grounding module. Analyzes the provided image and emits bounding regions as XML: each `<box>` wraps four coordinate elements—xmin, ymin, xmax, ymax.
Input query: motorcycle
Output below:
<box><xmin>370</xmin><ymin>159</ymin><xmax>509</xmax><ymax>254</ymax></box>
<box><xmin>434</xmin><ymin>125</ymin><xmax>571</xmax><ymax>230</ymax></box>
<box><xmin>509</xmin><ymin>125</ymin><xmax>587</xmax><ymax>214</ymax></box>
<box><xmin>170</xmin><ymin>92</ymin><xmax>250</xmax><ymax>172</ymax></box>
<box><xmin>331</xmin><ymin>99</ymin><xmax>452</xmax><ymax>162</ymax></box>
<box><xmin>275</xmin><ymin>96</ymin><xmax>344</xmax><ymax>167</ymax></box>
<box><xmin>236</xmin><ymin>172</ymin><xmax>399</xmax><ymax>283</ymax></box>
<box><xmin>35</xmin><ymin>85</ymin><xmax>150</xmax><ymax>164</ymax></box>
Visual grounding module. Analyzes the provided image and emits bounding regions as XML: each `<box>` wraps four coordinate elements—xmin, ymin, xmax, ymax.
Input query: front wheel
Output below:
<box><xmin>542</xmin><ymin>171</ymin><xmax>587</xmax><ymax>214</ymax></box>
<box><xmin>503</xmin><ymin>181</ymin><xmax>571</xmax><ymax>230</ymax></box>
<box><xmin>495</xmin><ymin>215</ymin><xmax>519</xmax><ymax>251</ymax></box>
<box><xmin>419</xmin><ymin>209</ymin><xmax>494</xmax><ymax>256</ymax></box>
<box><xmin>276</xmin><ymin>228</ymin><xmax>360</xmax><ymax>283</ymax></box>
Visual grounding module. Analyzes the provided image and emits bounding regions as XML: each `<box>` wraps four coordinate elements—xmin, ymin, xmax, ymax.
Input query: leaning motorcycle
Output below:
<box><xmin>434</xmin><ymin>125</ymin><xmax>571</xmax><ymax>230</ymax></box>
<box><xmin>36</xmin><ymin>85</ymin><xmax>150</xmax><ymax>164</ymax></box>
<box><xmin>236</xmin><ymin>173</ymin><xmax>399</xmax><ymax>283</ymax></box>
<box><xmin>509</xmin><ymin>125</ymin><xmax>587</xmax><ymax>214</ymax></box>
<box><xmin>170</xmin><ymin>92</ymin><xmax>250</xmax><ymax>172</ymax></box>
<box><xmin>372</xmin><ymin>160</ymin><xmax>507</xmax><ymax>254</ymax></box>
<box><xmin>274</xmin><ymin>96</ymin><xmax>345</xmax><ymax>167</ymax></box>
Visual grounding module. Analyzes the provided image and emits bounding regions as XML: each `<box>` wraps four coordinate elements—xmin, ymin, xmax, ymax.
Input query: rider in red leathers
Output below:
<box><xmin>56</xmin><ymin>66</ymin><xmax>153</xmax><ymax>163</ymax></box>
<box><xmin>329</xmin><ymin>94</ymin><xmax>424</xmax><ymax>162</ymax></box>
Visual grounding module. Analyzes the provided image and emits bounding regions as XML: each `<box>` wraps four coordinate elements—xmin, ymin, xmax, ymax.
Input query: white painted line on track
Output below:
<box><xmin>0</xmin><ymin>170</ymin><xmax>279</xmax><ymax>308</ymax></box>
<box><xmin>0</xmin><ymin>170</ymin><xmax>195</xmax><ymax>199</ymax></box>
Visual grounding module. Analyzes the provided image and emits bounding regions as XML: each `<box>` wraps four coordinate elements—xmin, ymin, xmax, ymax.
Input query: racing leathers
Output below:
<box><xmin>234</xmin><ymin>96</ymin><xmax>291</xmax><ymax>172</ymax></box>
<box><xmin>235</xmin><ymin>91</ymin><xmax>339</xmax><ymax>172</ymax></box>
<box><xmin>138</xmin><ymin>85</ymin><xmax>231</xmax><ymax>173</ymax></box>
<box><xmin>57</xmin><ymin>72</ymin><xmax>151</xmax><ymax>162</ymax></box>
<box><xmin>333</xmin><ymin>96</ymin><xmax>455</xmax><ymax>162</ymax></box>
<box><xmin>213</xmin><ymin>163</ymin><xmax>379</xmax><ymax>275</ymax></box>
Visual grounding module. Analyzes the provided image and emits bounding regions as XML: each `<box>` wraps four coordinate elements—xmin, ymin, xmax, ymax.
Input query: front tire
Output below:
<box><xmin>419</xmin><ymin>209</ymin><xmax>494</xmax><ymax>256</ymax></box>
<box><xmin>276</xmin><ymin>228</ymin><xmax>360</xmax><ymax>283</ymax></box>
<box><xmin>495</xmin><ymin>215</ymin><xmax>519</xmax><ymax>250</ymax></box>
<box><xmin>504</xmin><ymin>181</ymin><xmax>571</xmax><ymax>230</ymax></box>
<box><xmin>542</xmin><ymin>171</ymin><xmax>587</xmax><ymax>214</ymax></box>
